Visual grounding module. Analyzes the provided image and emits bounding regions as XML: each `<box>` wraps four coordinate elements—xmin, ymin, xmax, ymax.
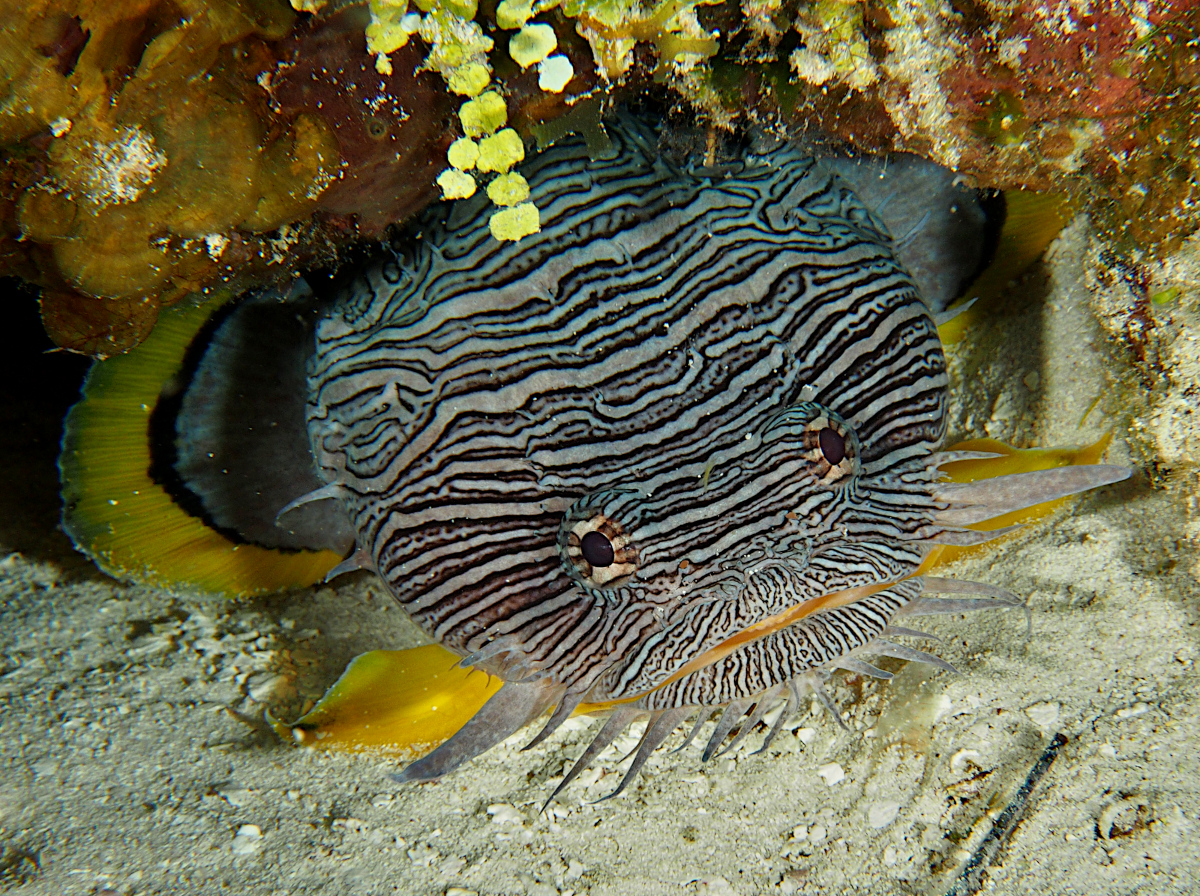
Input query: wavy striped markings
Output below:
<box><xmin>308</xmin><ymin>115</ymin><xmax>949</xmax><ymax>732</ymax></box>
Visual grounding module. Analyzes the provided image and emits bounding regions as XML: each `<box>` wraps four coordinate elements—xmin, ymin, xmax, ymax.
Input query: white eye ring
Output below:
<box><xmin>804</xmin><ymin>415</ymin><xmax>857</xmax><ymax>483</ymax></box>
<box><xmin>763</xmin><ymin>403</ymin><xmax>860</xmax><ymax>485</ymax></box>
<box><xmin>561</xmin><ymin>512</ymin><xmax>638</xmax><ymax>589</ymax></box>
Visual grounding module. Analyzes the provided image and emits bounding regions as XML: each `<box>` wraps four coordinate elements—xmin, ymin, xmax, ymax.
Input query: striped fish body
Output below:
<box><xmin>308</xmin><ymin>117</ymin><xmax>948</xmax><ymax>725</ymax></box>
<box><xmin>53</xmin><ymin>112</ymin><xmax>1131</xmax><ymax>793</ymax></box>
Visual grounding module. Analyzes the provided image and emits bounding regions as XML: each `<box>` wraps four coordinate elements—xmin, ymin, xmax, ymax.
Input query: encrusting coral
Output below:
<box><xmin>0</xmin><ymin>0</ymin><xmax>591</xmax><ymax>353</ymax></box>
<box><xmin>1</xmin><ymin>0</ymin><xmax>1197</xmax><ymax>355</ymax></box>
<box><xmin>716</xmin><ymin>0</ymin><xmax>1198</xmax><ymax>260</ymax></box>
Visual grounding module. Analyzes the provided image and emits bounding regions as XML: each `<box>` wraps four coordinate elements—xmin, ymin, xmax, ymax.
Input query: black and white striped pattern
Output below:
<box><xmin>636</xmin><ymin>578</ymin><xmax>922</xmax><ymax>710</ymax></box>
<box><xmin>309</xmin><ymin>115</ymin><xmax>954</xmax><ymax>755</ymax></box>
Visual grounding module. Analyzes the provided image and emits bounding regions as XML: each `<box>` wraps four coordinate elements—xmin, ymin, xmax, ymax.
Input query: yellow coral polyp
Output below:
<box><xmin>443</xmin><ymin>0</ymin><xmax>479</xmax><ymax>17</ymax></box>
<box><xmin>496</xmin><ymin>0</ymin><xmax>535</xmax><ymax>29</ymax></box>
<box><xmin>477</xmin><ymin>128</ymin><xmax>525</xmax><ymax>173</ymax></box>
<box><xmin>509</xmin><ymin>23</ymin><xmax>558</xmax><ymax>69</ymax></box>
<box><xmin>437</xmin><ymin>168</ymin><xmax>477</xmax><ymax>199</ymax></box>
<box><xmin>448</xmin><ymin>62</ymin><xmax>492</xmax><ymax>96</ymax></box>
<box><xmin>573</xmin><ymin>0</ymin><xmax>721</xmax><ymax>81</ymax></box>
<box><xmin>791</xmin><ymin>0</ymin><xmax>878</xmax><ymax>91</ymax></box>
<box><xmin>366</xmin><ymin>17</ymin><xmax>411</xmax><ymax>57</ymax></box>
<box><xmin>459</xmin><ymin>91</ymin><xmax>508</xmax><ymax>137</ymax></box>
<box><xmin>486</xmin><ymin>172</ymin><xmax>532</xmax><ymax>206</ymax></box>
<box><xmin>489</xmin><ymin>202</ymin><xmax>540</xmax><ymax>240</ymax></box>
<box><xmin>365</xmin><ymin>0</ymin><xmax>422</xmax><ymax>74</ymax></box>
<box><xmin>418</xmin><ymin>5</ymin><xmax>494</xmax><ymax>82</ymax></box>
<box><xmin>447</xmin><ymin>137</ymin><xmax>481</xmax><ymax>170</ymax></box>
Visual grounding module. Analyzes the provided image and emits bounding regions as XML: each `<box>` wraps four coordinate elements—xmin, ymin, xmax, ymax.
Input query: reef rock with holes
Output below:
<box><xmin>2</xmin><ymin>0</ymin><xmax>1198</xmax><ymax>354</ymax></box>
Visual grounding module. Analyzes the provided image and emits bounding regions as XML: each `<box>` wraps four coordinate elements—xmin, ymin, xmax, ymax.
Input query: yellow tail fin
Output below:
<box><xmin>60</xmin><ymin>295</ymin><xmax>342</xmax><ymax>596</ymax></box>
<box><xmin>938</xmin><ymin>191</ymin><xmax>1076</xmax><ymax>344</ymax></box>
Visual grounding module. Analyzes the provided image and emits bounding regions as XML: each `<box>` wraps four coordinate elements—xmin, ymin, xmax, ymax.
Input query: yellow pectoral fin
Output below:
<box><xmin>284</xmin><ymin>645</ymin><xmax>502</xmax><ymax>756</ymax></box>
<box><xmin>918</xmin><ymin>433</ymin><xmax>1114</xmax><ymax>572</ymax></box>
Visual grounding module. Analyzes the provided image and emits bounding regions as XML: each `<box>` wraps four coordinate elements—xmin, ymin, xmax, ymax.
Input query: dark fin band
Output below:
<box><xmin>59</xmin><ymin>293</ymin><xmax>342</xmax><ymax>596</ymax></box>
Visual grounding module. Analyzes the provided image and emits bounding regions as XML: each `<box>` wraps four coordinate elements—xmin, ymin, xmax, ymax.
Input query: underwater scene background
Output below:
<box><xmin>2</xmin><ymin>1</ymin><xmax>1199</xmax><ymax>894</ymax></box>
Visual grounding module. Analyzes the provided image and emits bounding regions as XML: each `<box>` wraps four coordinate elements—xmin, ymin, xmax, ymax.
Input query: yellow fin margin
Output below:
<box><xmin>280</xmin><ymin>646</ymin><xmax>503</xmax><ymax>756</ymax></box>
<box><xmin>917</xmin><ymin>433</ymin><xmax>1114</xmax><ymax>570</ymax></box>
<box><xmin>59</xmin><ymin>294</ymin><xmax>342</xmax><ymax>596</ymax></box>
<box><xmin>938</xmin><ymin>191</ymin><xmax>1076</xmax><ymax>345</ymax></box>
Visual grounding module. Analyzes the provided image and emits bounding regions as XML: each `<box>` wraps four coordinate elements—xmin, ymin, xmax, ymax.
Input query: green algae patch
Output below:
<box><xmin>973</xmin><ymin>90</ymin><xmax>1029</xmax><ymax>147</ymax></box>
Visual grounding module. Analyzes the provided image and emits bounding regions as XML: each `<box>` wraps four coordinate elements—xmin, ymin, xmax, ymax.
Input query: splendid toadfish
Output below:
<box><xmin>60</xmin><ymin>115</ymin><xmax>1130</xmax><ymax>799</ymax></box>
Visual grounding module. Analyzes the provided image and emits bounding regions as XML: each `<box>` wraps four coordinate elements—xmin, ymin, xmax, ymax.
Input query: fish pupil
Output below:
<box><xmin>581</xmin><ymin>531</ymin><xmax>615</xmax><ymax>568</ymax></box>
<box><xmin>819</xmin><ymin>428</ymin><xmax>846</xmax><ymax>466</ymax></box>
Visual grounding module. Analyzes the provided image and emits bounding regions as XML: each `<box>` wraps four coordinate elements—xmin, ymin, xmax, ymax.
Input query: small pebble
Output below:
<box><xmin>1115</xmin><ymin>702</ymin><xmax>1150</xmax><ymax>720</ymax></box>
<box><xmin>868</xmin><ymin>800</ymin><xmax>899</xmax><ymax>829</ymax></box>
<box><xmin>950</xmin><ymin>748</ymin><xmax>983</xmax><ymax>774</ymax></box>
<box><xmin>439</xmin><ymin>855</ymin><xmax>466</xmax><ymax>876</ymax></box>
<box><xmin>696</xmin><ymin>876</ymin><xmax>736</xmax><ymax>896</ymax></box>
<box><xmin>487</xmin><ymin>803</ymin><xmax>524</xmax><ymax>826</ymax></box>
<box><xmin>537</xmin><ymin>55</ymin><xmax>574</xmax><ymax>93</ymax></box>
<box><xmin>817</xmin><ymin>762</ymin><xmax>845</xmax><ymax>786</ymax></box>
<box><xmin>407</xmin><ymin>842</ymin><xmax>439</xmax><ymax>866</ymax></box>
<box><xmin>1025</xmin><ymin>701</ymin><xmax>1060</xmax><ymax>732</ymax></box>
<box><xmin>232</xmin><ymin>824</ymin><xmax>263</xmax><ymax>855</ymax></box>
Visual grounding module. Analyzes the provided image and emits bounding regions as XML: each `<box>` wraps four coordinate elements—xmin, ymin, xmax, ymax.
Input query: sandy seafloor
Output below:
<box><xmin>2</xmin><ymin>218</ymin><xmax>1199</xmax><ymax>896</ymax></box>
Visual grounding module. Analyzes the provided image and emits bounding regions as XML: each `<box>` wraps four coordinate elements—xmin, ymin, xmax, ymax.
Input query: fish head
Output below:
<box><xmin>540</xmin><ymin>393</ymin><xmax>945</xmax><ymax>705</ymax></box>
<box><xmin>307</xmin><ymin>115</ymin><xmax>1128</xmax><ymax>787</ymax></box>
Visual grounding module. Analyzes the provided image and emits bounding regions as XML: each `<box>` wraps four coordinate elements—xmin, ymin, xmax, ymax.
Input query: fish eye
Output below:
<box><xmin>806</xmin><ymin>415</ymin><xmax>856</xmax><ymax>483</ymax></box>
<box><xmin>804</xmin><ymin>415</ymin><xmax>856</xmax><ymax>483</ymax></box>
<box><xmin>818</xmin><ymin>427</ymin><xmax>846</xmax><ymax>466</ymax></box>
<box><xmin>560</xmin><ymin>508</ymin><xmax>639</xmax><ymax>590</ymax></box>
<box><xmin>765</xmin><ymin>404</ymin><xmax>859</xmax><ymax>484</ymax></box>
<box><xmin>580</xmin><ymin>530</ymin><xmax>615</xmax><ymax>568</ymax></box>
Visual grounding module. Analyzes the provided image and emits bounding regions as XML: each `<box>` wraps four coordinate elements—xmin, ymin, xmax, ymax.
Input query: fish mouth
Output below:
<box><xmin>584</xmin><ymin>577</ymin><xmax>903</xmax><ymax>710</ymax></box>
<box><xmin>599</xmin><ymin>440</ymin><xmax>1135</xmax><ymax>707</ymax></box>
